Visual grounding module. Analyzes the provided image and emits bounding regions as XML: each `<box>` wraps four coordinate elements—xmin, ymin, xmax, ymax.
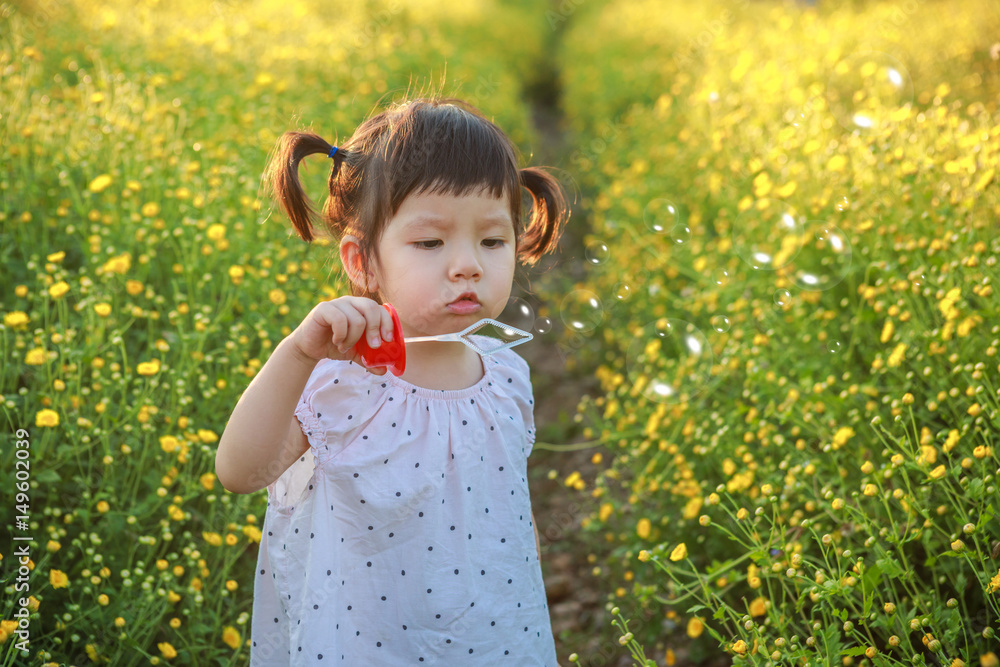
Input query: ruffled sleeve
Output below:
<box><xmin>267</xmin><ymin>359</ymin><xmax>380</xmax><ymax>512</ymax></box>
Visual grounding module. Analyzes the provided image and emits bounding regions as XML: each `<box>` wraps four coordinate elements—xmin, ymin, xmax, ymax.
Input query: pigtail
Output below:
<box><xmin>517</xmin><ymin>167</ymin><xmax>570</xmax><ymax>264</ymax></box>
<box><xmin>262</xmin><ymin>131</ymin><xmax>341</xmax><ymax>242</ymax></box>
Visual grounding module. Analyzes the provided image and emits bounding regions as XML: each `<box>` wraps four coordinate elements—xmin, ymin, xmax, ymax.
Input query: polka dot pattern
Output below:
<box><xmin>249</xmin><ymin>342</ymin><xmax>556</xmax><ymax>665</ymax></box>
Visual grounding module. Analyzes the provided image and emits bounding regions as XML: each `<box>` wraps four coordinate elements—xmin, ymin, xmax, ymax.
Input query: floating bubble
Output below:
<box><xmin>827</xmin><ymin>51</ymin><xmax>913</xmax><ymax>134</ymax></box>
<box><xmin>787</xmin><ymin>223</ymin><xmax>853</xmax><ymax>291</ymax></box>
<box><xmin>498</xmin><ymin>297</ymin><xmax>534</xmax><ymax>340</ymax></box>
<box><xmin>710</xmin><ymin>315</ymin><xmax>730</xmax><ymax>333</ymax></box>
<box><xmin>834</xmin><ymin>196</ymin><xmax>850</xmax><ymax>212</ymax></box>
<box><xmin>669</xmin><ymin>224</ymin><xmax>691</xmax><ymax>245</ymax></box>
<box><xmin>732</xmin><ymin>199</ymin><xmax>806</xmax><ymax>271</ymax></box>
<box><xmin>560</xmin><ymin>289</ymin><xmax>604</xmax><ymax>334</ymax></box>
<box><xmin>712</xmin><ymin>268</ymin><xmax>730</xmax><ymax>286</ymax></box>
<box><xmin>643</xmin><ymin>198</ymin><xmax>680</xmax><ymax>235</ymax></box>
<box><xmin>824</xmin><ymin>339</ymin><xmax>843</xmax><ymax>354</ymax></box>
<box><xmin>614</xmin><ymin>282</ymin><xmax>632</xmax><ymax>301</ymax></box>
<box><xmin>585</xmin><ymin>240</ymin><xmax>610</xmax><ymax>265</ymax></box>
<box><xmin>773</xmin><ymin>289</ymin><xmax>791</xmax><ymax>307</ymax></box>
<box><xmin>534</xmin><ymin>316</ymin><xmax>553</xmax><ymax>335</ymax></box>
<box><xmin>626</xmin><ymin>319</ymin><xmax>718</xmax><ymax>404</ymax></box>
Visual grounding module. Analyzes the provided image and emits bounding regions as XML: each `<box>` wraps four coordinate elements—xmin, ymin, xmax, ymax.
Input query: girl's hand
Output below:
<box><xmin>289</xmin><ymin>297</ymin><xmax>396</xmax><ymax>374</ymax></box>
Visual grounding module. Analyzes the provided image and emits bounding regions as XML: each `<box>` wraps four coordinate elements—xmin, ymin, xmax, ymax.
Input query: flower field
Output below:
<box><xmin>552</xmin><ymin>0</ymin><xmax>1000</xmax><ymax>665</ymax></box>
<box><xmin>2</xmin><ymin>0</ymin><xmax>1000</xmax><ymax>665</ymax></box>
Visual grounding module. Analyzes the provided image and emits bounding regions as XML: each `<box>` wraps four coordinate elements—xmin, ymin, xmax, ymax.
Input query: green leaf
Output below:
<box><xmin>862</xmin><ymin>563</ymin><xmax>882</xmax><ymax>617</ymax></box>
<box><xmin>977</xmin><ymin>504</ymin><xmax>995</xmax><ymax>531</ymax></box>
<box><xmin>842</xmin><ymin>646</ymin><xmax>869</xmax><ymax>657</ymax></box>
<box><xmin>687</xmin><ymin>604</ymin><xmax>706</xmax><ymax>615</ymax></box>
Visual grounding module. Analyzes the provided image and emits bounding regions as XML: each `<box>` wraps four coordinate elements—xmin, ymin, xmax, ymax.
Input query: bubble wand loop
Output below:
<box><xmin>354</xmin><ymin>304</ymin><xmax>533</xmax><ymax>375</ymax></box>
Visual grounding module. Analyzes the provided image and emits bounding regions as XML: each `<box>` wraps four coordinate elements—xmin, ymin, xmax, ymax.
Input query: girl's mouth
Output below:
<box><xmin>447</xmin><ymin>293</ymin><xmax>481</xmax><ymax>314</ymax></box>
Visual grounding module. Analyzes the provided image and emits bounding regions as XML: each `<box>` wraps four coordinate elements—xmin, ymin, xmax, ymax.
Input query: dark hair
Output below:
<box><xmin>263</xmin><ymin>97</ymin><xmax>569</xmax><ymax>300</ymax></box>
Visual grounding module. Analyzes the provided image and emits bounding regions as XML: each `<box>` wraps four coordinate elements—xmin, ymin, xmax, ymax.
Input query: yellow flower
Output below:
<box><xmin>157</xmin><ymin>642</ymin><xmax>177</xmax><ymax>659</ymax></box>
<box><xmin>207</xmin><ymin>223</ymin><xmax>227</xmax><ymax>240</ymax></box>
<box><xmin>268</xmin><ymin>288</ymin><xmax>287</xmax><ymax>305</ymax></box>
<box><xmin>636</xmin><ymin>518</ymin><xmax>651</xmax><ymax>539</ymax></box>
<box><xmin>126</xmin><ymin>279</ymin><xmax>144</xmax><ymax>296</ymax></box>
<box><xmin>929</xmin><ymin>465</ymin><xmax>947</xmax><ymax>480</ymax></box>
<box><xmin>638</xmin><ymin>550</ymin><xmax>650</xmax><ymax>562</ymax></box>
<box><xmin>880</xmin><ymin>320</ymin><xmax>894</xmax><ymax>343</ymax></box>
<box><xmin>863</xmin><ymin>484</ymin><xmax>878</xmax><ymax>497</ymax></box>
<box><xmin>832</xmin><ymin>426</ymin><xmax>855</xmax><ymax>449</ymax></box>
<box><xmin>197</xmin><ymin>429</ymin><xmax>218</xmax><ymax>443</ymax></box>
<box><xmin>88</xmin><ymin>174</ymin><xmax>113</xmax><ymax>193</ymax></box>
<box><xmin>137</xmin><ymin>359</ymin><xmax>161</xmax><ymax>376</ymax></box>
<box><xmin>25</xmin><ymin>348</ymin><xmax>47</xmax><ymax>365</ymax></box>
<box><xmin>989</xmin><ymin>568</ymin><xmax>1000</xmax><ymax>593</ymax></box>
<box><xmin>160</xmin><ymin>436</ymin><xmax>179</xmax><ymax>453</ymax></box>
<box><xmin>200</xmin><ymin>472</ymin><xmax>216</xmax><ymax>491</ymax></box>
<box><xmin>47</xmin><ymin>251</ymin><xmax>66</xmax><ymax>262</ymax></box>
<box><xmin>94</xmin><ymin>303</ymin><xmax>112</xmax><ymax>317</ymax></box>
<box><xmin>749</xmin><ymin>597</ymin><xmax>767</xmax><ymax>616</ymax></box>
<box><xmin>242</xmin><ymin>525</ymin><xmax>262</xmax><ymax>543</ymax></box>
<box><xmin>96</xmin><ymin>501</ymin><xmax>110</xmax><ymax>513</ymax></box>
<box><xmin>687</xmin><ymin>617</ymin><xmax>704</xmax><ymax>638</ymax></box>
<box><xmin>599</xmin><ymin>502</ymin><xmax>613</xmax><ymax>522</ymax></box>
<box><xmin>887</xmin><ymin>342</ymin><xmax>907</xmax><ymax>368</ymax></box>
<box><xmin>222</xmin><ymin>626</ymin><xmax>241</xmax><ymax>650</ymax></box>
<box><xmin>141</xmin><ymin>202</ymin><xmax>161</xmax><ymax>217</ymax></box>
<box><xmin>36</xmin><ymin>409</ymin><xmax>59</xmax><ymax>427</ymax></box>
<box><xmin>202</xmin><ymin>532</ymin><xmax>223</xmax><ymax>547</ymax></box>
<box><xmin>50</xmin><ymin>569</ymin><xmax>69</xmax><ymax>588</ymax></box>
<box><xmin>669</xmin><ymin>543</ymin><xmax>687</xmax><ymax>561</ymax></box>
<box><xmin>981</xmin><ymin>652</ymin><xmax>999</xmax><ymax>667</ymax></box>
<box><xmin>973</xmin><ymin>445</ymin><xmax>993</xmax><ymax>459</ymax></box>
<box><xmin>102</xmin><ymin>253</ymin><xmax>131</xmax><ymax>274</ymax></box>
<box><xmin>732</xmin><ymin>639</ymin><xmax>748</xmax><ymax>655</ymax></box>
<box><xmin>229</xmin><ymin>265</ymin><xmax>245</xmax><ymax>284</ymax></box>
<box><xmin>48</xmin><ymin>281</ymin><xmax>69</xmax><ymax>298</ymax></box>
<box><xmin>4</xmin><ymin>311</ymin><xmax>29</xmax><ymax>327</ymax></box>
<box><xmin>827</xmin><ymin>155</ymin><xmax>847</xmax><ymax>172</ymax></box>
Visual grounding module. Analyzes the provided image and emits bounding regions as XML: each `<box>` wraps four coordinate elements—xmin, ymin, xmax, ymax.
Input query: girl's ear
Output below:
<box><xmin>339</xmin><ymin>235</ymin><xmax>379</xmax><ymax>293</ymax></box>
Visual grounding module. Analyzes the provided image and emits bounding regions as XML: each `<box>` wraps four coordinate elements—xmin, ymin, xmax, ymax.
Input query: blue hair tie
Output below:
<box><xmin>328</xmin><ymin>146</ymin><xmax>339</xmax><ymax>158</ymax></box>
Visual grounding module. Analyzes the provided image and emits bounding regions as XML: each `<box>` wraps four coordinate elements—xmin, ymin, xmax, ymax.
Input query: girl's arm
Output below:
<box><xmin>215</xmin><ymin>297</ymin><xmax>396</xmax><ymax>494</ymax></box>
<box><xmin>215</xmin><ymin>336</ymin><xmax>317</xmax><ymax>494</ymax></box>
<box><xmin>532</xmin><ymin>510</ymin><xmax>541</xmax><ymax>560</ymax></box>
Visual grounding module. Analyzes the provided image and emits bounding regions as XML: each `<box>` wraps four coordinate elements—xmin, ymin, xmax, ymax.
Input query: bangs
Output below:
<box><xmin>383</xmin><ymin>101</ymin><xmax>522</xmax><ymax>217</ymax></box>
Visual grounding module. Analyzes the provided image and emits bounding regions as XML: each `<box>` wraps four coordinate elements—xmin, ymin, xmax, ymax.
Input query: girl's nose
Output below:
<box><xmin>449</xmin><ymin>245</ymin><xmax>483</xmax><ymax>280</ymax></box>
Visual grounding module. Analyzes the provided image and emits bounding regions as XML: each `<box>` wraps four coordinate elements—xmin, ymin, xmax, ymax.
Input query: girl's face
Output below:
<box><xmin>370</xmin><ymin>187</ymin><xmax>516</xmax><ymax>338</ymax></box>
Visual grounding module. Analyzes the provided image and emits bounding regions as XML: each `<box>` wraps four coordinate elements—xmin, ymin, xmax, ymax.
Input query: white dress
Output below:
<box><xmin>249</xmin><ymin>341</ymin><xmax>558</xmax><ymax>666</ymax></box>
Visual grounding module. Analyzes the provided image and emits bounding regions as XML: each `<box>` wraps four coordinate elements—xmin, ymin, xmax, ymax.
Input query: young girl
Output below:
<box><xmin>216</xmin><ymin>97</ymin><xmax>569</xmax><ymax>665</ymax></box>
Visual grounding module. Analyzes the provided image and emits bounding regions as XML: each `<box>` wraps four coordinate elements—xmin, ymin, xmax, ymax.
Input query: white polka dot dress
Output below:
<box><xmin>249</xmin><ymin>340</ymin><xmax>558</xmax><ymax>665</ymax></box>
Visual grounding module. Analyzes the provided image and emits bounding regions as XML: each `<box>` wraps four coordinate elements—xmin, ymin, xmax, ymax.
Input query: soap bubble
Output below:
<box><xmin>827</xmin><ymin>51</ymin><xmax>913</xmax><ymax>134</ymax></box>
<box><xmin>823</xmin><ymin>339</ymin><xmax>843</xmax><ymax>354</ymax></box>
<box><xmin>643</xmin><ymin>198</ymin><xmax>680</xmax><ymax>235</ymax></box>
<box><xmin>614</xmin><ymin>282</ymin><xmax>632</xmax><ymax>301</ymax></box>
<box><xmin>534</xmin><ymin>317</ymin><xmax>553</xmax><ymax>335</ymax></box>
<box><xmin>773</xmin><ymin>289</ymin><xmax>792</xmax><ymax>307</ymax></box>
<box><xmin>786</xmin><ymin>223</ymin><xmax>853</xmax><ymax>291</ymax></box>
<box><xmin>626</xmin><ymin>319</ymin><xmax>718</xmax><ymax>404</ymax></box>
<box><xmin>498</xmin><ymin>297</ymin><xmax>535</xmax><ymax>339</ymax></box>
<box><xmin>669</xmin><ymin>224</ymin><xmax>691</xmax><ymax>245</ymax></box>
<box><xmin>710</xmin><ymin>315</ymin><xmax>731</xmax><ymax>333</ymax></box>
<box><xmin>585</xmin><ymin>240</ymin><xmax>610</xmax><ymax>265</ymax></box>
<box><xmin>834</xmin><ymin>196</ymin><xmax>850</xmax><ymax>212</ymax></box>
<box><xmin>560</xmin><ymin>289</ymin><xmax>604</xmax><ymax>334</ymax></box>
<box><xmin>712</xmin><ymin>268</ymin><xmax>730</xmax><ymax>286</ymax></box>
<box><xmin>732</xmin><ymin>199</ymin><xmax>806</xmax><ymax>271</ymax></box>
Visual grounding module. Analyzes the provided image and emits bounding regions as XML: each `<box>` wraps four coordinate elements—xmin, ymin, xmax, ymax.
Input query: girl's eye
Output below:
<box><xmin>414</xmin><ymin>240</ymin><xmax>441</xmax><ymax>249</ymax></box>
<box><xmin>482</xmin><ymin>238</ymin><xmax>507</xmax><ymax>248</ymax></box>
